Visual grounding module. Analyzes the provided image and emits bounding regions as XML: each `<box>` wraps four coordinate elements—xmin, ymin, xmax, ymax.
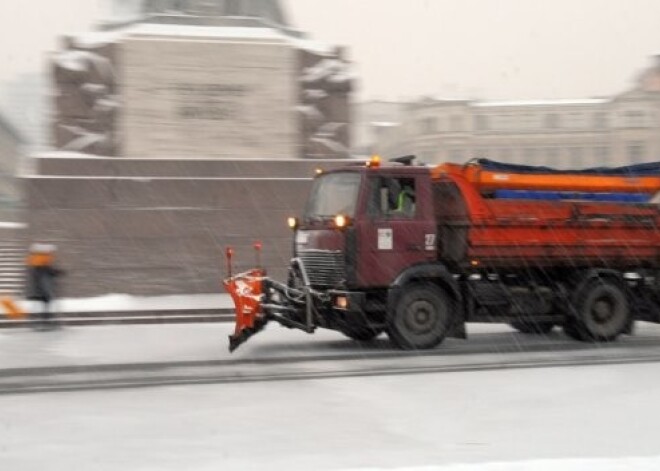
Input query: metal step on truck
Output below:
<box><xmin>224</xmin><ymin>156</ymin><xmax>660</xmax><ymax>352</ymax></box>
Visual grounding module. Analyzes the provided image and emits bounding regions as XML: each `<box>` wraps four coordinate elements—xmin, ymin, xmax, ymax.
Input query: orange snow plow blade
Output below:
<box><xmin>223</xmin><ymin>269</ymin><xmax>268</xmax><ymax>352</ymax></box>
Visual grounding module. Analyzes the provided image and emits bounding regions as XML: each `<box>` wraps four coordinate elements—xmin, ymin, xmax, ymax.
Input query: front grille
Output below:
<box><xmin>299</xmin><ymin>250</ymin><xmax>345</xmax><ymax>288</ymax></box>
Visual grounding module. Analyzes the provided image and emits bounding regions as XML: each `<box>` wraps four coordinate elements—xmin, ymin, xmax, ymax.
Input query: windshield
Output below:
<box><xmin>304</xmin><ymin>172</ymin><xmax>362</xmax><ymax>219</ymax></box>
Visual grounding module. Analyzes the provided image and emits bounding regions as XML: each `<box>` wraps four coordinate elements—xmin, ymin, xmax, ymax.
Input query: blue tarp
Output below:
<box><xmin>477</xmin><ymin>159</ymin><xmax>660</xmax><ymax>177</ymax></box>
<box><xmin>495</xmin><ymin>190</ymin><xmax>651</xmax><ymax>203</ymax></box>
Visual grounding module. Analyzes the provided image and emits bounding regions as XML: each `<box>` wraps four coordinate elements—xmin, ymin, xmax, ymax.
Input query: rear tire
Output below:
<box><xmin>387</xmin><ymin>284</ymin><xmax>454</xmax><ymax>350</ymax></box>
<box><xmin>510</xmin><ymin>320</ymin><xmax>555</xmax><ymax>335</ymax></box>
<box><xmin>571</xmin><ymin>278</ymin><xmax>630</xmax><ymax>342</ymax></box>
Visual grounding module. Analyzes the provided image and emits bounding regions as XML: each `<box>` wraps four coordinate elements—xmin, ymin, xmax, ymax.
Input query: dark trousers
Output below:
<box><xmin>30</xmin><ymin>298</ymin><xmax>54</xmax><ymax>324</ymax></box>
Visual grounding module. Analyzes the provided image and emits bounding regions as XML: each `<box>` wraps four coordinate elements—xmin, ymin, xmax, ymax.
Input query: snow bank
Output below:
<box><xmin>473</xmin><ymin>98</ymin><xmax>610</xmax><ymax>108</ymax></box>
<box><xmin>0</xmin><ymin>222</ymin><xmax>26</xmax><ymax>229</ymax></box>
<box><xmin>345</xmin><ymin>456</ymin><xmax>660</xmax><ymax>471</ymax></box>
<box><xmin>18</xmin><ymin>293</ymin><xmax>233</xmax><ymax>313</ymax></box>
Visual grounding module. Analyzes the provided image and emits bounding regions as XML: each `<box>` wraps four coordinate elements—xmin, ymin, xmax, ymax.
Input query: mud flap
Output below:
<box><xmin>224</xmin><ymin>269</ymin><xmax>268</xmax><ymax>353</ymax></box>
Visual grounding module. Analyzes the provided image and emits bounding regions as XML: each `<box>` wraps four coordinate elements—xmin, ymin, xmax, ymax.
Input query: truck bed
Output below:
<box><xmin>434</xmin><ymin>179</ymin><xmax>660</xmax><ymax>269</ymax></box>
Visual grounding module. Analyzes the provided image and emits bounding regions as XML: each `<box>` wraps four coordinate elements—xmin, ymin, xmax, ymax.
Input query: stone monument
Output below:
<box><xmin>52</xmin><ymin>0</ymin><xmax>353</xmax><ymax>159</ymax></box>
<box><xmin>29</xmin><ymin>0</ymin><xmax>357</xmax><ymax>298</ymax></box>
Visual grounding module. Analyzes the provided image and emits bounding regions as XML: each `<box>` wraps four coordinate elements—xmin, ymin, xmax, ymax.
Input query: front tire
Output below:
<box><xmin>387</xmin><ymin>284</ymin><xmax>454</xmax><ymax>350</ymax></box>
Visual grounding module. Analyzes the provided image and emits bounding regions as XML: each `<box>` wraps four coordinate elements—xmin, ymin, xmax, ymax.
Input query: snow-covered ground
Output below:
<box><xmin>350</xmin><ymin>457</ymin><xmax>660</xmax><ymax>470</ymax></box>
<box><xmin>17</xmin><ymin>293</ymin><xmax>233</xmax><ymax>313</ymax></box>
<box><xmin>2</xmin><ymin>362</ymin><xmax>660</xmax><ymax>470</ymax></box>
<box><xmin>3</xmin><ymin>299</ymin><xmax>660</xmax><ymax>470</ymax></box>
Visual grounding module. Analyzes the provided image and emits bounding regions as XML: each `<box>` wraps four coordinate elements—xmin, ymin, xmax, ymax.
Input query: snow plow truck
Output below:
<box><xmin>224</xmin><ymin>156</ymin><xmax>660</xmax><ymax>352</ymax></box>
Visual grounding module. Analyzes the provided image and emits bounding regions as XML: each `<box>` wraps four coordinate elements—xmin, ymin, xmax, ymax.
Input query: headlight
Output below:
<box><xmin>334</xmin><ymin>214</ymin><xmax>349</xmax><ymax>229</ymax></box>
<box><xmin>287</xmin><ymin>217</ymin><xmax>299</xmax><ymax>230</ymax></box>
<box><xmin>334</xmin><ymin>296</ymin><xmax>349</xmax><ymax>310</ymax></box>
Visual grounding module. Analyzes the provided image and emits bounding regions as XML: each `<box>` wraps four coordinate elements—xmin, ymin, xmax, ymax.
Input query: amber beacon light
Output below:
<box><xmin>367</xmin><ymin>155</ymin><xmax>381</xmax><ymax>168</ymax></box>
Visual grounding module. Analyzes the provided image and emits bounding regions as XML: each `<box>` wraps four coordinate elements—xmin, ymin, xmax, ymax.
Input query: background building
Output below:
<box><xmin>366</xmin><ymin>57</ymin><xmax>660</xmax><ymax>168</ymax></box>
<box><xmin>352</xmin><ymin>100</ymin><xmax>405</xmax><ymax>159</ymax></box>
<box><xmin>0</xmin><ymin>110</ymin><xmax>24</xmax><ymax>213</ymax></box>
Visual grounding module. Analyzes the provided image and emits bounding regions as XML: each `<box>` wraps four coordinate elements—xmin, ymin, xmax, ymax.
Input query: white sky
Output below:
<box><xmin>1</xmin><ymin>0</ymin><xmax>660</xmax><ymax>101</ymax></box>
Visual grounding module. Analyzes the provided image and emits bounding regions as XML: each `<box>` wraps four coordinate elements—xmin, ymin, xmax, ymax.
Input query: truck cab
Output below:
<box><xmin>296</xmin><ymin>164</ymin><xmax>437</xmax><ymax>289</ymax></box>
<box><xmin>290</xmin><ymin>158</ymin><xmax>461</xmax><ymax>348</ymax></box>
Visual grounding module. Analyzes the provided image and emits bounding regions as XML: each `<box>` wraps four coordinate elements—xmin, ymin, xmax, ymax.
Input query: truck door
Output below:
<box><xmin>356</xmin><ymin>172</ymin><xmax>437</xmax><ymax>288</ymax></box>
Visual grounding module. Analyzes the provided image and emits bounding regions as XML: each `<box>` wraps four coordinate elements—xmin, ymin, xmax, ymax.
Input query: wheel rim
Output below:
<box><xmin>403</xmin><ymin>299</ymin><xmax>438</xmax><ymax>335</ymax></box>
<box><xmin>591</xmin><ymin>297</ymin><xmax>615</xmax><ymax>324</ymax></box>
<box><xmin>580</xmin><ymin>283</ymin><xmax>629</xmax><ymax>340</ymax></box>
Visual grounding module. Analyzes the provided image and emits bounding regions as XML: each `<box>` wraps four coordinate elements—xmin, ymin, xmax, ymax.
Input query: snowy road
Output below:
<box><xmin>4</xmin><ymin>322</ymin><xmax>660</xmax><ymax>394</ymax></box>
<box><xmin>2</xmin><ymin>362</ymin><xmax>660</xmax><ymax>470</ymax></box>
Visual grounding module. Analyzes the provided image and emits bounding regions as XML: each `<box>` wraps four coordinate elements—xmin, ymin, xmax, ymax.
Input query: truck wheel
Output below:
<box><xmin>340</xmin><ymin>327</ymin><xmax>383</xmax><ymax>342</ymax></box>
<box><xmin>572</xmin><ymin>279</ymin><xmax>630</xmax><ymax>342</ymax></box>
<box><xmin>510</xmin><ymin>320</ymin><xmax>555</xmax><ymax>335</ymax></box>
<box><xmin>387</xmin><ymin>284</ymin><xmax>453</xmax><ymax>350</ymax></box>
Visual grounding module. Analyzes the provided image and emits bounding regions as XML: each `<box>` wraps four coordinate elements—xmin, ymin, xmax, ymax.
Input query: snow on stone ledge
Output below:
<box><xmin>18</xmin><ymin>293</ymin><xmax>233</xmax><ymax>313</ymax></box>
<box><xmin>0</xmin><ymin>222</ymin><xmax>26</xmax><ymax>229</ymax></box>
<box><xmin>344</xmin><ymin>456</ymin><xmax>660</xmax><ymax>471</ymax></box>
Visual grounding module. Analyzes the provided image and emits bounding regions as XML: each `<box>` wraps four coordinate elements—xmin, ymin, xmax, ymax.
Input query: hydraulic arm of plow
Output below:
<box><xmin>223</xmin><ymin>246</ymin><xmax>324</xmax><ymax>353</ymax></box>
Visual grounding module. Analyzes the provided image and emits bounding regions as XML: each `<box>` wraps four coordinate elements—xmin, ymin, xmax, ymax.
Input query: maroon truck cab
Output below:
<box><xmin>295</xmin><ymin>166</ymin><xmax>438</xmax><ymax>290</ymax></box>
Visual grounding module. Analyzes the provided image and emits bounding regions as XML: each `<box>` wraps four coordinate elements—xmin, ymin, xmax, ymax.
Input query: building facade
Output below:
<box><xmin>352</xmin><ymin>100</ymin><xmax>406</xmax><ymax>159</ymax></box>
<box><xmin>368</xmin><ymin>57</ymin><xmax>660</xmax><ymax>168</ymax></box>
<box><xmin>0</xmin><ymin>111</ymin><xmax>23</xmax><ymax>209</ymax></box>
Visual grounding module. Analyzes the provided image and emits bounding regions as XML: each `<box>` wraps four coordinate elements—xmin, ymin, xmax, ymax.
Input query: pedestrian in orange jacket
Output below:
<box><xmin>26</xmin><ymin>244</ymin><xmax>64</xmax><ymax>330</ymax></box>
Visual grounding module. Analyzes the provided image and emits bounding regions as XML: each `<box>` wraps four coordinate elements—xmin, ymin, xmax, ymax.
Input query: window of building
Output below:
<box><xmin>450</xmin><ymin>115</ymin><xmax>464</xmax><ymax>132</ymax></box>
<box><xmin>163</xmin><ymin>0</ymin><xmax>187</xmax><ymax>12</ymax></box>
<box><xmin>569</xmin><ymin>113</ymin><xmax>585</xmax><ymax>128</ymax></box>
<box><xmin>625</xmin><ymin>111</ymin><xmax>645</xmax><ymax>128</ymax></box>
<box><xmin>545</xmin><ymin>114</ymin><xmax>560</xmax><ymax>129</ymax></box>
<box><xmin>627</xmin><ymin>141</ymin><xmax>646</xmax><ymax>163</ymax></box>
<box><xmin>420</xmin><ymin>117</ymin><xmax>437</xmax><ymax>134</ymax></box>
<box><xmin>522</xmin><ymin>114</ymin><xmax>536</xmax><ymax>130</ymax></box>
<box><xmin>593</xmin><ymin>112</ymin><xmax>608</xmax><ymax>129</ymax></box>
<box><xmin>544</xmin><ymin>147</ymin><xmax>560</xmax><ymax>161</ymax></box>
<box><xmin>225</xmin><ymin>0</ymin><xmax>243</xmax><ymax>15</ymax></box>
<box><xmin>497</xmin><ymin>148</ymin><xmax>509</xmax><ymax>161</ymax></box>
<box><xmin>593</xmin><ymin>146</ymin><xmax>610</xmax><ymax>165</ymax></box>
<box><xmin>524</xmin><ymin>148</ymin><xmax>537</xmax><ymax>161</ymax></box>
<box><xmin>473</xmin><ymin>148</ymin><xmax>490</xmax><ymax>158</ymax></box>
<box><xmin>449</xmin><ymin>149</ymin><xmax>465</xmax><ymax>162</ymax></box>
<box><xmin>475</xmin><ymin>115</ymin><xmax>489</xmax><ymax>131</ymax></box>
<box><xmin>568</xmin><ymin>147</ymin><xmax>584</xmax><ymax>168</ymax></box>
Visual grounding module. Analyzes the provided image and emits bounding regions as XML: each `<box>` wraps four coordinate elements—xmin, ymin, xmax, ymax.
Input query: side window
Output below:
<box><xmin>370</xmin><ymin>177</ymin><xmax>417</xmax><ymax>218</ymax></box>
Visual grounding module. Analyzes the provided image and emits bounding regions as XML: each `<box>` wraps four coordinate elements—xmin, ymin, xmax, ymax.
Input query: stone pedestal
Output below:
<box><xmin>52</xmin><ymin>22</ymin><xmax>352</xmax><ymax>159</ymax></box>
<box><xmin>25</xmin><ymin>155</ymin><xmax>354</xmax><ymax>297</ymax></box>
<box><xmin>120</xmin><ymin>29</ymin><xmax>298</xmax><ymax>158</ymax></box>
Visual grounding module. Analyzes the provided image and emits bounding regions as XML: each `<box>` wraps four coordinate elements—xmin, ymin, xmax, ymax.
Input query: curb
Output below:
<box><xmin>0</xmin><ymin>308</ymin><xmax>235</xmax><ymax>328</ymax></box>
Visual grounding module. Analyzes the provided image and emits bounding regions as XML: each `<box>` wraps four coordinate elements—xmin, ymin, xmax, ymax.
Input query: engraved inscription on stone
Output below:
<box><xmin>170</xmin><ymin>84</ymin><xmax>248</xmax><ymax>121</ymax></box>
<box><xmin>120</xmin><ymin>37</ymin><xmax>297</xmax><ymax>158</ymax></box>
